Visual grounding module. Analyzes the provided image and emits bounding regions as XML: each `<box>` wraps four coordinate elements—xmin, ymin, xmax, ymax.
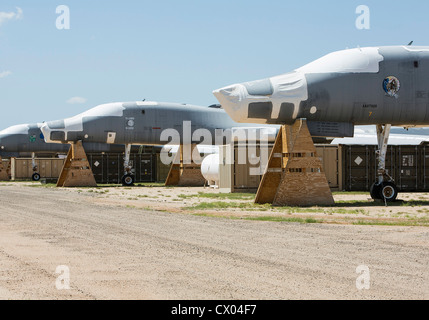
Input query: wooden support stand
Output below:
<box><xmin>165</xmin><ymin>144</ymin><xmax>206</xmax><ymax>187</ymax></box>
<box><xmin>0</xmin><ymin>157</ymin><xmax>10</xmax><ymax>181</ymax></box>
<box><xmin>57</xmin><ymin>141</ymin><xmax>97</xmax><ymax>188</ymax></box>
<box><xmin>255</xmin><ymin>120</ymin><xmax>334</xmax><ymax>207</ymax></box>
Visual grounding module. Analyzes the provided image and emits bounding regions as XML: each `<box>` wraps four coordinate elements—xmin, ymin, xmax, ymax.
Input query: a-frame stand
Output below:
<box><xmin>165</xmin><ymin>144</ymin><xmax>206</xmax><ymax>186</ymax></box>
<box><xmin>255</xmin><ymin>119</ymin><xmax>334</xmax><ymax>207</ymax></box>
<box><xmin>0</xmin><ymin>157</ymin><xmax>10</xmax><ymax>181</ymax></box>
<box><xmin>56</xmin><ymin>141</ymin><xmax>97</xmax><ymax>188</ymax></box>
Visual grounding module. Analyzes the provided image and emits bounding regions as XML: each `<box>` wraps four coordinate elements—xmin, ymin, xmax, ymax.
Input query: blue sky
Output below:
<box><xmin>0</xmin><ymin>0</ymin><xmax>426</xmax><ymax>129</ymax></box>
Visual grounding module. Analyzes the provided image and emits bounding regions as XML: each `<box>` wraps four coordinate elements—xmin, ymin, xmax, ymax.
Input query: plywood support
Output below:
<box><xmin>255</xmin><ymin>120</ymin><xmax>334</xmax><ymax>207</ymax></box>
<box><xmin>57</xmin><ymin>141</ymin><xmax>97</xmax><ymax>188</ymax></box>
<box><xmin>0</xmin><ymin>157</ymin><xmax>10</xmax><ymax>181</ymax></box>
<box><xmin>165</xmin><ymin>144</ymin><xmax>205</xmax><ymax>186</ymax></box>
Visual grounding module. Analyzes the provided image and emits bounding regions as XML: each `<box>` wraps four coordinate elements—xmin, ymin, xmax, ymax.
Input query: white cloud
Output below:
<box><xmin>67</xmin><ymin>97</ymin><xmax>87</xmax><ymax>104</ymax></box>
<box><xmin>0</xmin><ymin>7</ymin><xmax>23</xmax><ymax>26</ymax></box>
<box><xmin>0</xmin><ymin>71</ymin><xmax>12</xmax><ymax>78</ymax></box>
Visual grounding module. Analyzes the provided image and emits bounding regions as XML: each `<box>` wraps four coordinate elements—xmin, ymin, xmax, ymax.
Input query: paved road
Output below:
<box><xmin>0</xmin><ymin>184</ymin><xmax>427</xmax><ymax>300</ymax></box>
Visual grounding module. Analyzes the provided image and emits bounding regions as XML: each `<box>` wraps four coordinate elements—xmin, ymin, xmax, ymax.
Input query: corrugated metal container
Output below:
<box><xmin>218</xmin><ymin>143</ymin><xmax>274</xmax><ymax>193</ymax></box>
<box><xmin>218</xmin><ymin>143</ymin><xmax>340</xmax><ymax>193</ymax></box>
<box><xmin>343</xmin><ymin>145</ymin><xmax>374</xmax><ymax>191</ymax></box>
<box><xmin>220</xmin><ymin>143</ymin><xmax>429</xmax><ymax>192</ymax></box>
<box><xmin>233</xmin><ymin>145</ymin><xmax>264</xmax><ymax>192</ymax></box>
<box><xmin>315</xmin><ymin>145</ymin><xmax>342</xmax><ymax>191</ymax></box>
<box><xmin>341</xmin><ymin>145</ymin><xmax>422</xmax><ymax>192</ymax></box>
<box><xmin>219</xmin><ymin>144</ymin><xmax>246</xmax><ymax>193</ymax></box>
<box><xmin>421</xmin><ymin>144</ymin><xmax>429</xmax><ymax>190</ymax></box>
<box><xmin>396</xmin><ymin>145</ymin><xmax>419</xmax><ymax>191</ymax></box>
<box><xmin>10</xmin><ymin>144</ymin><xmax>429</xmax><ymax>191</ymax></box>
<box><xmin>11</xmin><ymin>158</ymin><xmax>65</xmax><ymax>180</ymax></box>
<box><xmin>219</xmin><ymin>145</ymin><xmax>233</xmax><ymax>192</ymax></box>
<box><xmin>156</xmin><ymin>153</ymin><xmax>171</xmax><ymax>183</ymax></box>
<box><xmin>131</xmin><ymin>153</ymin><xmax>156</xmax><ymax>183</ymax></box>
<box><xmin>10</xmin><ymin>152</ymin><xmax>159</xmax><ymax>184</ymax></box>
<box><xmin>87</xmin><ymin>153</ymin><xmax>157</xmax><ymax>184</ymax></box>
<box><xmin>216</xmin><ymin>143</ymin><xmax>429</xmax><ymax>193</ymax></box>
<box><xmin>0</xmin><ymin>159</ymin><xmax>11</xmax><ymax>180</ymax></box>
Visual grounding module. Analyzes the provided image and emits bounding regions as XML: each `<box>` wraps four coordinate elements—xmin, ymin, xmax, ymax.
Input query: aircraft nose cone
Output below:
<box><xmin>213</xmin><ymin>84</ymin><xmax>249</xmax><ymax>122</ymax></box>
<box><xmin>213</xmin><ymin>84</ymin><xmax>246</xmax><ymax>104</ymax></box>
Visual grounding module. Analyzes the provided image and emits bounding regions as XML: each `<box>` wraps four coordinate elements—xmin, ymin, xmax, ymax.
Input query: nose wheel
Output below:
<box><xmin>370</xmin><ymin>183</ymin><xmax>382</xmax><ymax>200</ymax></box>
<box><xmin>371</xmin><ymin>124</ymin><xmax>399</xmax><ymax>203</ymax></box>
<box><xmin>31</xmin><ymin>153</ymin><xmax>40</xmax><ymax>182</ymax></box>
<box><xmin>370</xmin><ymin>181</ymin><xmax>398</xmax><ymax>202</ymax></box>
<box><xmin>121</xmin><ymin>144</ymin><xmax>135</xmax><ymax>186</ymax></box>
<box><xmin>121</xmin><ymin>174</ymin><xmax>135</xmax><ymax>186</ymax></box>
<box><xmin>379</xmin><ymin>182</ymin><xmax>398</xmax><ymax>202</ymax></box>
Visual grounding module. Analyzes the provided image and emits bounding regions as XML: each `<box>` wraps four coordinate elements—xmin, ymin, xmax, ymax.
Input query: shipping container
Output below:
<box><xmin>218</xmin><ymin>143</ymin><xmax>340</xmax><ymax>193</ymax></box>
<box><xmin>396</xmin><ymin>145</ymin><xmax>420</xmax><ymax>191</ymax></box>
<box><xmin>10</xmin><ymin>151</ymin><xmax>161</xmax><ymax>184</ymax></box>
<box><xmin>219</xmin><ymin>143</ymin><xmax>274</xmax><ymax>193</ymax></box>
<box><xmin>11</xmin><ymin>158</ymin><xmax>65</xmax><ymax>180</ymax></box>
<box><xmin>87</xmin><ymin>153</ymin><xmax>157</xmax><ymax>184</ymax></box>
<box><xmin>342</xmin><ymin>145</ymin><xmax>375</xmax><ymax>191</ymax></box>
<box><xmin>341</xmin><ymin>145</ymin><xmax>422</xmax><ymax>192</ymax></box>
<box><xmin>10</xmin><ymin>143</ymin><xmax>429</xmax><ymax>191</ymax></box>
<box><xmin>315</xmin><ymin>145</ymin><xmax>342</xmax><ymax>191</ymax></box>
<box><xmin>156</xmin><ymin>153</ymin><xmax>171</xmax><ymax>183</ymax></box>
<box><xmin>421</xmin><ymin>143</ymin><xmax>429</xmax><ymax>190</ymax></box>
<box><xmin>0</xmin><ymin>159</ymin><xmax>11</xmax><ymax>180</ymax></box>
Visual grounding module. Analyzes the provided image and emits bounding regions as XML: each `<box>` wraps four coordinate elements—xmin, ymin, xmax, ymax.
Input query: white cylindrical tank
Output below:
<box><xmin>201</xmin><ymin>154</ymin><xmax>220</xmax><ymax>184</ymax></box>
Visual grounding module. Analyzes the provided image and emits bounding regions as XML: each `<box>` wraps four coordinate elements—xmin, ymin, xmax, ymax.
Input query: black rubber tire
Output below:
<box><xmin>379</xmin><ymin>182</ymin><xmax>398</xmax><ymax>202</ymax></box>
<box><xmin>121</xmin><ymin>174</ymin><xmax>135</xmax><ymax>186</ymax></box>
<box><xmin>32</xmin><ymin>173</ymin><xmax>41</xmax><ymax>182</ymax></box>
<box><xmin>370</xmin><ymin>183</ymin><xmax>382</xmax><ymax>200</ymax></box>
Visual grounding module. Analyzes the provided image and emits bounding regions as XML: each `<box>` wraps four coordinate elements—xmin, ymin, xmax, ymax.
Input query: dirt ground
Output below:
<box><xmin>0</xmin><ymin>181</ymin><xmax>428</xmax><ymax>300</ymax></box>
<box><xmin>69</xmin><ymin>182</ymin><xmax>429</xmax><ymax>226</ymax></box>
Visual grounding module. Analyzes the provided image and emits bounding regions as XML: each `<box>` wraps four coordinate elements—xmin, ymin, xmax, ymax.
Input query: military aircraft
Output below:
<box><xmin>40</xmin><ymin>101</ymin><xmax>280</xmax><ymax>185</ymax></box>
<box><xmin>0</xmin><ymin>123</ymin><xmax>130</xmax><ymax>181</ymax></box>
<box><xmin>213</xmin><ymin>45</ymin><xmax>429</xmax><ymax>202</ymax></box>
<box><xmin>40</xmin><ymin>100</ymin><xmax>357</xmax><ymax>186</ymax></box>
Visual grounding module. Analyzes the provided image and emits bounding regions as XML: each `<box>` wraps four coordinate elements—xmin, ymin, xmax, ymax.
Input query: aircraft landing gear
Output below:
<box><xmin>121</xmin><ymin>174</ymin><xmax>135</xmax><ymax>186</ymax></box>
<box><xmin>31</xmin><ymin>153</ymin><xmax>41</xmax><ymax>182</ymax></box>
<box><xmin>370</xmin><ymin>124</ymin><xmax>398</xmax><ymax>202</ymax></box>
<box><xmin>379</xmin><ymin>181</ymin><xmax>399</xmax><ymax>202</ymax></box>
<box><xmin>121</xmin><ymin>144</ymin><xmax>135</xmax><ymax>186</ymax></box>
